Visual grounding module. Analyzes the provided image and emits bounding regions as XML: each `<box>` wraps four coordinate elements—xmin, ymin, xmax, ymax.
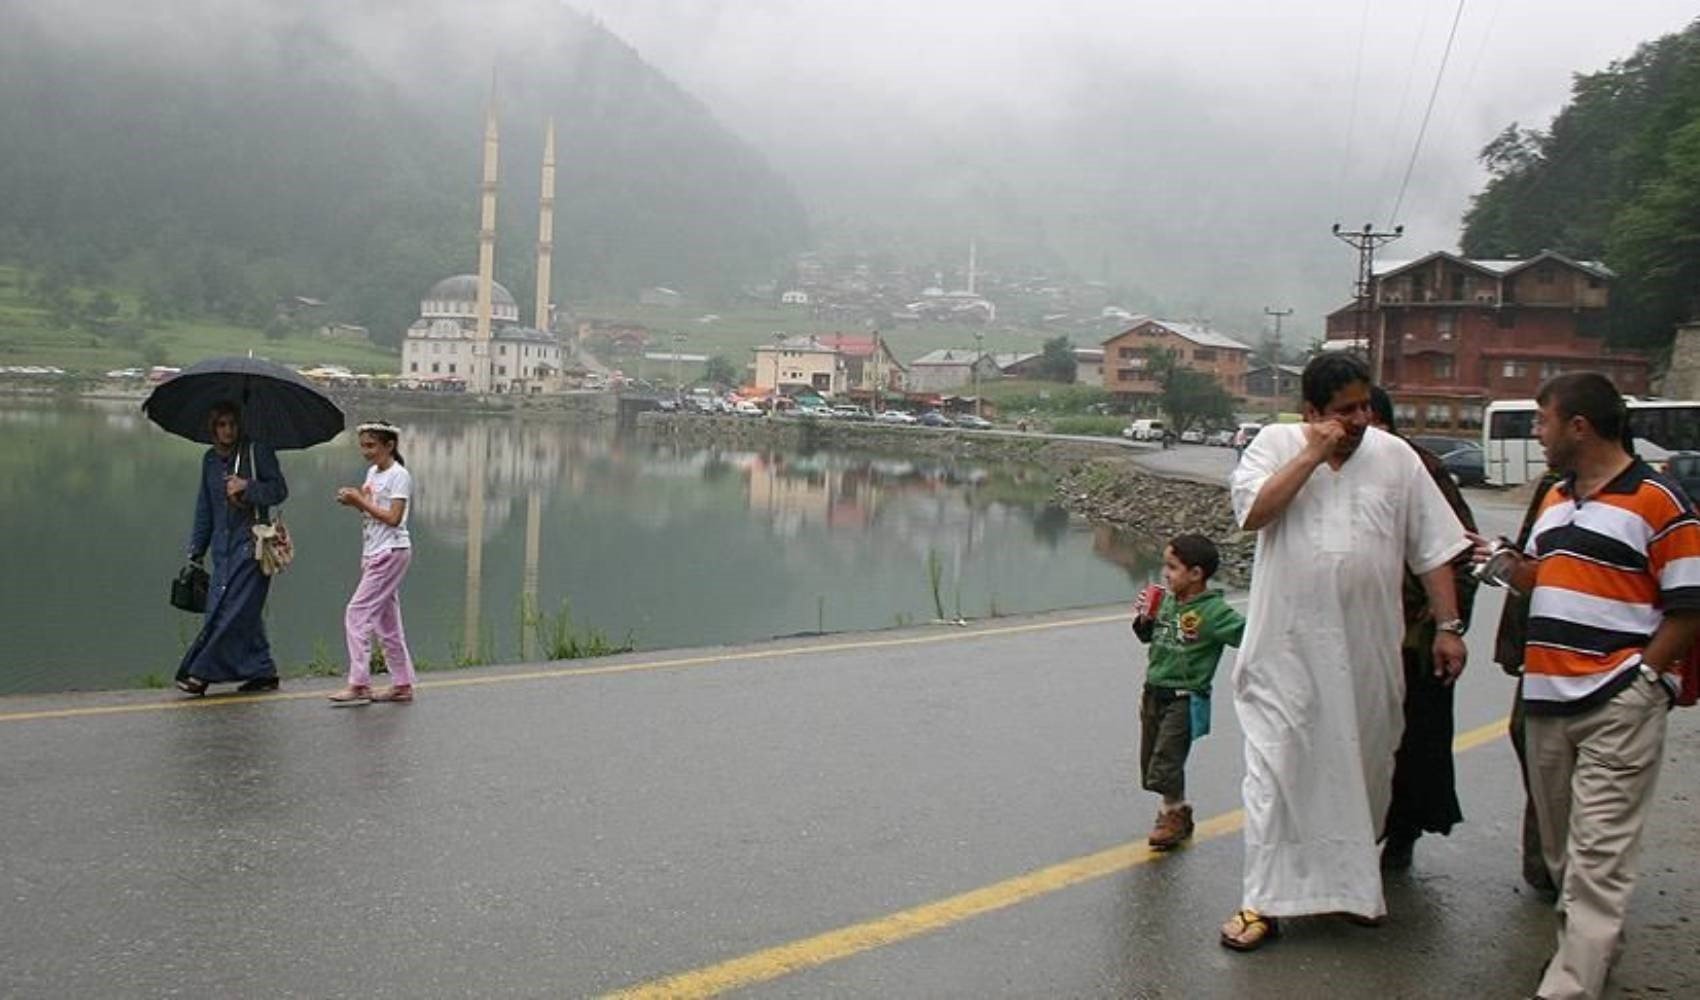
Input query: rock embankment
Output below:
<box><xmin>1055</xmin><ymin>458</ymin><xmax>1254</xmax><ymax>585</ymax></box>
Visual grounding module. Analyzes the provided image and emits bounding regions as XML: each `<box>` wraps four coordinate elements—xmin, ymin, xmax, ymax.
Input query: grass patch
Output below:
<box><xmin>526</xmin><ymin>598</ymin><xmax>635</xmax><ymax>660</ymax></box>
<box><xmin>1048</xmin><ymin>415</ymin><xmax>1127</xmax><ymax>437</ymax></box>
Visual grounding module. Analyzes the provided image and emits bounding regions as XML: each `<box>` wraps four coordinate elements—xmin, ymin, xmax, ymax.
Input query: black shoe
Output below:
<box><xmin>237</xmin><ymin>676</ymin><xmax>280</xmax><ymax>693</ymax></box>
<box><xmin>175</xmin><ymin>677</ymin><xmax>208</xmax><ymax>697</ymax></box>
<box><xmin>1380</xmin><ymin>834</ymin><xmax>1416</xmax><ymax>872</ymax></box>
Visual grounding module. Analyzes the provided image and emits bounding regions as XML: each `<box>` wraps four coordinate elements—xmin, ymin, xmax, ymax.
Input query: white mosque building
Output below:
<box><xmin>400</xmin><ymin>275</ymin><xmax>562</xmax><ymax>393</ymax></box>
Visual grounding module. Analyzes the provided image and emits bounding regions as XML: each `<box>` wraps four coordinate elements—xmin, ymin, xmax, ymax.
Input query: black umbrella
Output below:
<box><xmin>142</xmin><ymin>356</ymin><xmax>345</xmax><ymax>449</ymax></box>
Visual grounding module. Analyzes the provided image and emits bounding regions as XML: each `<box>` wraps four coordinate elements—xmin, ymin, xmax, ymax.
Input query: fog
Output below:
<box><xmin>576</xmin><ymin>0</ymin><xmax>1699</xmax><ymax>333</ymax></box>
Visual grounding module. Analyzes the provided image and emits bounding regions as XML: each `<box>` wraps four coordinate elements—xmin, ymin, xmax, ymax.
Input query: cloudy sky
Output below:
<box><xmin>575</xmin><ymin>0</ymin><xmax>1699</xmax><ymax>331</ymax></box>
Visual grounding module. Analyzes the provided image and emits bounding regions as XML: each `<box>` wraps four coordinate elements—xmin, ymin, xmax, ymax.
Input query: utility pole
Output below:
<box><xmin>1262</xmin><ymin>306</ymin><xmax>1292</xmax><ymax>362</ymax></box>
<box><xmin>973</xmin><ymin>328</ymin><xmax>985</xmax><ymax>418</ymax></box>
<box><xmin>1332</xmin><ymin>223</ymin><xmax>1402</xmax><ymax>383</ymax></box>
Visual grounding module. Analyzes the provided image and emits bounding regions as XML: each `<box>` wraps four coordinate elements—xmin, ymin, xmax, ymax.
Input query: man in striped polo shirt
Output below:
<box><xmin>1471</xmin><ymin>372</ymin><xmax>1700</xmax><ymax>1000</ymax></box>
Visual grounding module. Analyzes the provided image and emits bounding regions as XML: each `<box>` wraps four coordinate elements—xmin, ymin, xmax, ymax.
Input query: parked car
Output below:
<box><xmin>954</xmin><ymin>414</ymin><xmax>994</xmax><ymax>430</ymax></box>
<box><xmin>795</xmin><ymin>403</ymin><xmax>835</xmax><ymax>418</ymax></box>
<box><xmin>832</xmin><ymin>405</ymin><xmax>872</xmax><ymax>421</ymax></box>
<box><xmin>1410</xmin><ymin>435</ymin><xmax>1476</xmax><ymax>457</ymax></box>
<box><xmin>1661</xmin><ymin>451</ymin><xmax>1700</xmax><ymax>505</ymax></box>
<box><xmin>1122</xmin><ymin>418</ymin><xmax>1167</xmax><ymax>441</ymax></box>
<box><xmin>1439</xmin><ymin>444</ymin><xmax>1486</xmax><ymax>487</ymax></box>
<box><xmin>1179</xmin><ymin>428</ymin><xmax>1205</xmax><ymax>444</ymax></box>
<box><xmin>733</xmin><ymin>399</ymin><xmax>764</xmax><ymax>417</ymax></box>
<box><xmin>918</xmin><ymin>411</ymin><xmax>955</xmax><ymax>428</ymax></box>
<box><xmin>876</xmin><ymin>410</ymin><xmax>918</xmax><ymax>425</ymax></box>
<box><xmin>1206</xmin><ymin>429</ymin><xmax>1234</xmax><ymax>447</ymax></box>
<box><xmin>1231</xmin><ymin>422</ymin><xmax>1264</xmax><ymax>451</ymax></box>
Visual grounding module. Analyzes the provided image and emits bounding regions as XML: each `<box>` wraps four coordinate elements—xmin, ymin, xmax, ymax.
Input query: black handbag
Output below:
<box><xmin>171</xmin><ymin>562</ymin><xmax>209</xmax><ymax>614</ymax></box>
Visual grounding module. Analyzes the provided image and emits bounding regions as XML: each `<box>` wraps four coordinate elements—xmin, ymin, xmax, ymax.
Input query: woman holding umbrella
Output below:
<box><xmin>176</xmin><ymin>401</ymin><xmax>289</xmax><ymax>695</ymax></box>
<box><xmin>145</xmin><ymin>355</ymin><xmax>344</xmax><ymax>696</ymax></box>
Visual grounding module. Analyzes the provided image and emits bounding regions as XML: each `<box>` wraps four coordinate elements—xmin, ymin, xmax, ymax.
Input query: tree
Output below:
<box><xmin>703</xmin><ymin>354</ymin><xmax>740</xmax><ymax>387</ymax></box>
<box><xmin>84</xmin><ymin>289</ymin><xmax>120</xmax><ymax>328</ymax></box>
<box><xmin>1143</xmin><ymin>347</ymin><xmax>1236</xmax><ymax>435</ymax></box>
<box><xmin>1036</xmin><ymin>336</ymin><xmax>1077</xmax><ymax>382</ymax></box>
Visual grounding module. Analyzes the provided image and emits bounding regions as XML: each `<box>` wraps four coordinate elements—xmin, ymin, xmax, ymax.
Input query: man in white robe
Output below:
<box><xmin>1220</xmin><ymin>354</ymin><xmax>1469</xmax><ymax>950</ymax></box>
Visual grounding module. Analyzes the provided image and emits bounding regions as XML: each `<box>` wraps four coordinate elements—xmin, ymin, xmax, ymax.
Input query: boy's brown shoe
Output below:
<box><xmin>1148</xmin><ymin>805</ymin><xmax>1195</xmax><ymax>850</ymax></box>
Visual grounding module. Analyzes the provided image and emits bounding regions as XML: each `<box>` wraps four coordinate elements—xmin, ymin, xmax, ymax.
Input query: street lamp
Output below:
<box><xmin>671</xmin><ymin>331</ymin><xmax>685</xmax><ymax>400</ymax></box>
<box><xmin>973</xmin><ymin>328</ymin><xmax>985</xmax><ymax>418</ymax></box>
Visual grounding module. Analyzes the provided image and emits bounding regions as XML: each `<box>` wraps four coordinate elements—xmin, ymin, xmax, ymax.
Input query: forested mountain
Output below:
<box><xmin>1462</xmin><ymin>18</ymin><xmax>1700</xmax><ymax>351</ymax></box>
<box><xmin>0</xmin><ymin>0</ymin><xmax>808</xmax><ymax>345</ymax></box>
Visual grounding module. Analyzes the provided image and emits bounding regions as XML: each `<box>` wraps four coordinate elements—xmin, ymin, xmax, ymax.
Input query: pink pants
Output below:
<box><xmin>345</xmin><ymin>547</ymin><xmax>415</xmax><ymax>687</ymax></box>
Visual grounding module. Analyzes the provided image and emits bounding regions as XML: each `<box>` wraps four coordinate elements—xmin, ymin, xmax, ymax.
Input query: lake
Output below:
<box><xmin>0</xmin><ymin>399</ymin><xmax>1159</xmax><ymax>694</ymax></box>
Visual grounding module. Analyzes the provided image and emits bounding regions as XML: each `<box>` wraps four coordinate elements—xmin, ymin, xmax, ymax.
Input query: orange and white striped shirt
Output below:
<box><xmin>1523</xmin><ymin>460</ymin><xmax>1700</xmax><ymax>714</ymax></box>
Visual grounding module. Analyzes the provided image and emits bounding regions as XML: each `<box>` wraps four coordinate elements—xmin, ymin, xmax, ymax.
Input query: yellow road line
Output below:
<box><xmin>606</xmin><ymin>715</ymin><xmax>1512</xmax><ymax>999</ymax></box>
<box><xmin>0</xmin><ymin>612</ymin><xmax>1126</xmax><ymax>725</ymax></box>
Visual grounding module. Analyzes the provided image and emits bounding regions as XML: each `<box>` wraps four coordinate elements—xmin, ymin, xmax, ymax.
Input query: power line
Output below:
<box><xmin>1333</xmin><ymin>0</ymin><xmax>1373</xmax><ymax>221</ymax></box>
<box><xmin>1389</xmin><ymin>0</ymin><xmax>1470</xmax><ymax>226</ymax></box>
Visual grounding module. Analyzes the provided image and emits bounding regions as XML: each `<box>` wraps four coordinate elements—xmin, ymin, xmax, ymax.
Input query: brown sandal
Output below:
<box><xmin>1220</xmin><ymin>909</ymin><xmax>1279</xmax><ymax>951</ymax></box>
<box><xmin>328</xmin><ymin>685</ymin><xmax>371</xmax><ymax>706</ymax></box>
<box><xmin>370</xmin><ymin>685</ymin><xmax>414</xmax><ymax>703</ymax></box>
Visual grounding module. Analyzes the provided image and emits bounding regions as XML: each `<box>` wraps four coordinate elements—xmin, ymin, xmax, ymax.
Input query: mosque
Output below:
<box><xmin>400</xmin><ymin>106</ymin><xmax>566</xmax><ymax>394</ymax></box>
<box><xmin>400</xmin><ymin>275</ymin><xmax>563</xmax><ymax>393</ymax></box>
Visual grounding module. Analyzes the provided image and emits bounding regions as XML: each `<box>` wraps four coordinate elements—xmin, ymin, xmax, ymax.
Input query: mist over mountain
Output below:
<box><xmin>0</xmin><ymin>0</ymin><xmax>809</xmax><ymax>343</ymax></box>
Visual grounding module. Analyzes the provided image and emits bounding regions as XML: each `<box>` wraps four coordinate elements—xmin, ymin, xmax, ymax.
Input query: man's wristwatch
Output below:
<box><xmin>1435</xmin><ymin>618</ymin><xmax>1466</xmax><ymax>636</ymax></box>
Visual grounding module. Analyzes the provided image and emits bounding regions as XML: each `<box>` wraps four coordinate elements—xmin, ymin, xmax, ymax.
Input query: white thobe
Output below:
<box><xmin>1229</xmin><ymin>424</ymin><xmax>1468</xmax><ymax>917</ymax></box>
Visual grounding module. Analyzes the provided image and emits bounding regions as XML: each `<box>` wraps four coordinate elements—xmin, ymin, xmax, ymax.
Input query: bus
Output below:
<box><xmin>1482</xmin><ymin>397</ymin><xmax>1700</xmax><ymax>486</ymax></box>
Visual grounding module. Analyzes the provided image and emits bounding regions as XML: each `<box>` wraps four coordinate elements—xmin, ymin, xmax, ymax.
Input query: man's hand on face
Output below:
<box><xmin>1302</xmin><ymin>418</ymin><xmax>1347</xmax><ymax>458</ymax></box>
<box><xmin>1432</xmin><ymin>631</ymin><xmax>1467</xmax><ymax>684</ymax></box>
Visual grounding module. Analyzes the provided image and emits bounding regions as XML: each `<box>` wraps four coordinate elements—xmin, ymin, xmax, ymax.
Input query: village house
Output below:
<box><xmin>752</xmin><ymin>335</ymin><xmax>846</xmax><ymax>396</ymax></box>
<box><xmin>1326</xmin><ymin>250</ymin><xmax>1651</xmax><ymax>434</ymax></box>
<box><xmin>1243</xmin><ymin>362</ymin><xmax>1305</xmax><ymax>411</ymax></box>
<box><xmin>1100</xmin><ymin>319</ymin><xmax>1253</xmax><ymax>402</ymax></box>
<box><xmin>904</xmin><ymin>349</ymin><xmax>1002</xmax><ymax>394</ymax></box>
<box><xmin>808</xmin><ymin>333</ymin><xmax>907</xmax><ymax>398</ymax></box>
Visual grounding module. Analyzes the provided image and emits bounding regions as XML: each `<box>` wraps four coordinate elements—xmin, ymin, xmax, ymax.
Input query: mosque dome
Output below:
<box><xmin>426</xmin><ymin>274</ymin><xmax>516</xmax><ymax>307</ymax></box>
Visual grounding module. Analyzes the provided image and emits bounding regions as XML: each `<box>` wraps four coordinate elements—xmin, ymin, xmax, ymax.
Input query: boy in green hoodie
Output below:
<box><xmin>1132</xmin><ymin>533</ymin><xmax>1246</xmax><ymax>849</ymax></box>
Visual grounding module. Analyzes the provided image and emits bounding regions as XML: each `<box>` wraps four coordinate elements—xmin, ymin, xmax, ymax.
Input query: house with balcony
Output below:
<box><xmin>752</xmin><ymin>336</ymin><xmax>846</xmax><ymax>396</ymax></box>
<box><xmin>1100</xmin><ymin>319</ymin><xmax>1253</xmax><ymax>403</ymax></box>
<box><xmin>1325</xmin><ymin>250</ymin><xmax>1651</xmax><ymax>434</ymax></box>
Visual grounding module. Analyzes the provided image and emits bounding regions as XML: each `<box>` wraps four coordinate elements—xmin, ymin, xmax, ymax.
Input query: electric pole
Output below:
<box><xmin>1262</xmin><ymin>306</ymin><xmax>1292</xmax><ymax>362</ymax></box>
<box><xmin>1331</xmin><ymin>222</ymin><xmax>1403</xmax><ymax>383</ymax></box>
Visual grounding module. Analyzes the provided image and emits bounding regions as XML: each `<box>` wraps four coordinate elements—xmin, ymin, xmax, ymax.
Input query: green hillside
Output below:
<box><xmin>0</xmin><ymin>0</ymin><xmax>809</xmax><ymax>361</ymax></box>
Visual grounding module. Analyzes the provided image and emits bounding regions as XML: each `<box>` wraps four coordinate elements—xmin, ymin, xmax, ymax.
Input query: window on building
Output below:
<box><xmin>1541</xmin><ymin>361</ymin><xmax>1562</xmax><ymax>379</ymax></box>
<box><xmin>1458</xmin><ymin>405</ymin><xmax>1484</xmax><ymax>429</ymax></box>
<box><xmin>499</xmin><ymin>345</ymin><xmax>508</xmax><ymax>356</ymax></box>
<box><xmin>1119</xmin><ymin>346</ymin><xmax>1139</xmax><ymax>359</ymax></box>
<box><xmin>1426</xmin><ymin>403</ymin><xmax>1453</xmax><ymax>426</ymax></box>
<box><xmin>410</xmin><ymin>362</ymin><xmax>418</xmax><ymax>373</ymax></box>
<box><xmin>1436</xmin><ymin>311</ymin><xmax>1455</xmax><ymax>338</ymax></box>
<box><xmin>1193</xmin><ymin>348</ymin><xmax>1217</xmax><ymax>363</ymax></box>
<box><xmin>432</xmin><ymin>342</ymin><xmax>442</xmax><ymax>355</ymax></box>
<box><xmin>448</xmin><ymin>364</ymin><xmax>457</xmax><ymax>374</ymax></box>
<box><xmin>498</xmin><ymin>365</ymin><xmax>507</xmax><ymax>376</ymax></box>
<box><xmin>1432</xmin><ymin>356</ymin><xmax>1453</xmax><ymax>379</ymax></box>
<box><xmin>1502</xmin><ymin>360</ymin><xmax>1528</xmax><ymax>378</ymax></box>
<box><xmin>1394</xmin><ymin>403</ymin><xmax>1418</xmax><ymax>426</ymax></box>
<box><xmin>431</xmin><ymin>363</ymin><xmax>440</xmax><ymax>374</ymax></box>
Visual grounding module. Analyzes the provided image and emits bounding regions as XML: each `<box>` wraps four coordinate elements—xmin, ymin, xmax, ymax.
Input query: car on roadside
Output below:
<box><xmin>1179</xmin><ymin>428</ymin><xmax>1205</xmax><ymax>444</ymax></box>
<box><xmin>1205</xmin><ymin>429</ymin><xmax>1234</xmax><ymax>447</ymax></box>
<box><xmin>1122</xmin><ymin>418</ymin><xmax>1167</xmax><ymax>441</ymax></box>
<box><xmin>954</xmin><ymin>414</ymin><xmax>994</xmax><ymax>430</ymax></box>
<box><xmin>832</xmin><ymin>405</ymin><xmax>872</xmax><ymax>421</ymax></box>
<box><xmin>733</xmin><ymin>399</ymin><xmax>764</xmax><ymax>417</ymax></box>
<box><xmin>1439</xmin><ymin>443</ymin><xmax>1486</xmax><ymax>487</ymax></box>
<box><xmin>1410</xmin><ymin>435</ymin><xmax>1475</xmax><ymax>457</ymax></box>
<box><xmin>1659</xmin><ymin>451</ymin><xmax>1700</xmax><ymax>505</ymax></box>
<box><xmin>876</xmin><ymin>409</ymin><xmax>918</xmax><ymax>425</ymax></box>
<box><xmin>918</xmin><ymin>411</ymin><xmax>955</xmax><ymax>428</ymax></box>
<box><xmin>795</xmin><ymin>403</ymin><xmax>836</xmax><ymax>418</ymax></box>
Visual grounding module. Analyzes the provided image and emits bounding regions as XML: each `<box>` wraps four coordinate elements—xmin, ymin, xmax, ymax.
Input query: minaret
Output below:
<box><xmin>535</xmin><ymin>118</ymin><xmax>556</xmax><ymax>332</ymax></box>
<box><xmin>473</xmin><ymin>95</ymin><xmax>500</xmax><ymax>394</ymax></box>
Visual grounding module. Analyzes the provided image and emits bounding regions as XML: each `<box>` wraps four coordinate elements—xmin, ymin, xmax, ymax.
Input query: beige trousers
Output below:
<box><xmin>1525</xmin><ymin>673</ymin><xmax>1669</xmax><ymax>1000</ymax></box>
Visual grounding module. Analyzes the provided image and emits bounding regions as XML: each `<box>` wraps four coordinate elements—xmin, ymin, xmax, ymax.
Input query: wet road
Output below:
<box><xmin>4</xmin><ymin>554</ymin><xmax>1697</xmax><ymax>998</ymax></box>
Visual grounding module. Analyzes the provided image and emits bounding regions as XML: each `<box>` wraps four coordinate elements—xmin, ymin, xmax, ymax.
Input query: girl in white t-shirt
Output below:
<box><xmin>329</xmin><ymin>421</ymin><xmax>417</xmax><ymax>705</ymax></box>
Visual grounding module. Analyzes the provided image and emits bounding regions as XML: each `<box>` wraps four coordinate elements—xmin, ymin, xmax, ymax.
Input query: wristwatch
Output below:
<box><xmin>1435</xmin><ymin>618</ymin><xmax>1466</xmax><ymax>635</ymax></box>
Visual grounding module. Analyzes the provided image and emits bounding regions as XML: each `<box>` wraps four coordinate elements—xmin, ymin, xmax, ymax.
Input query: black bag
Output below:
<box><xmin>171</xmin><ymin>562</ymin><xmax>209</xmax><ymax>614</ymax></box>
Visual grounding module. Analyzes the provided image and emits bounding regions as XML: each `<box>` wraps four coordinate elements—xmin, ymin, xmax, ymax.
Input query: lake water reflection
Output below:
<box><xmin>0</xmin><ymin>400</ymin><xmax>1159</xmax><ymax>694</ymax></box>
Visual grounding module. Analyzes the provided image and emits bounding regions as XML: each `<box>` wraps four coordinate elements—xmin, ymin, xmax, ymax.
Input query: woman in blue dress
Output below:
<box><xmin>176</xmin><ymin>402</ymin><xmax>289</xmax><ymax>696</ymax></box>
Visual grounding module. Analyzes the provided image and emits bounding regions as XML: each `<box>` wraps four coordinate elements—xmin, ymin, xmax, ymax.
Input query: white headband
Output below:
<box><xmin>357</xmin><ymin>421</ymin><xmax>400</xmax><ymax>436</ymax></box>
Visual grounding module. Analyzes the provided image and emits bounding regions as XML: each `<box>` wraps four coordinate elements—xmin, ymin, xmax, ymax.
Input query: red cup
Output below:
<box><xmin>1137</xmin><ymin>583</ymin><xmax>1165</xmax><ymax>620</ymax></box>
